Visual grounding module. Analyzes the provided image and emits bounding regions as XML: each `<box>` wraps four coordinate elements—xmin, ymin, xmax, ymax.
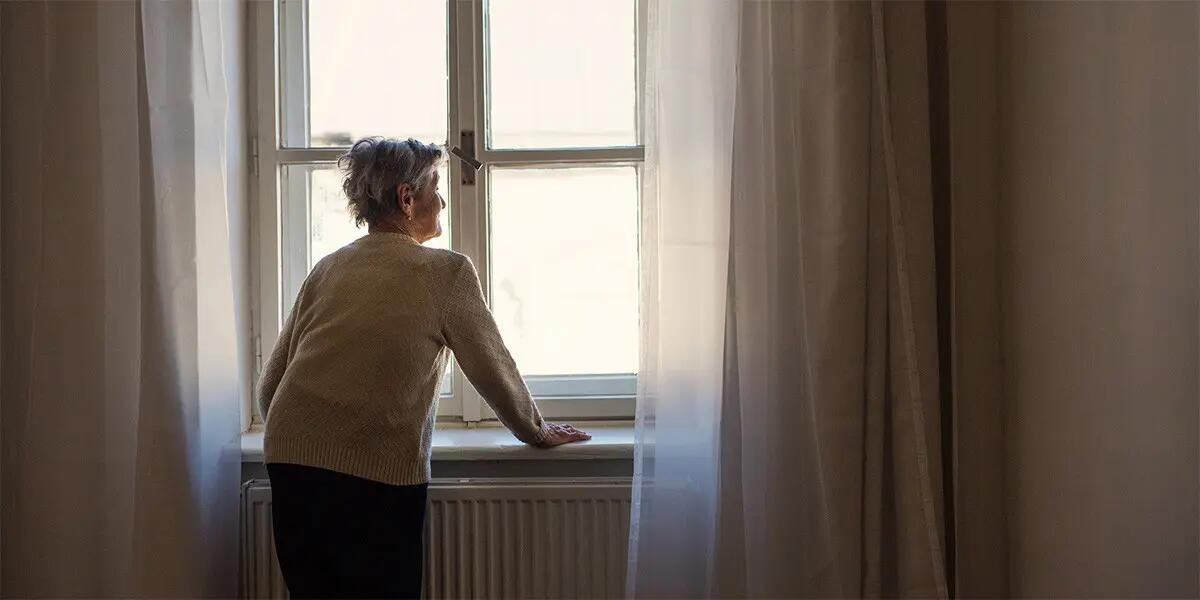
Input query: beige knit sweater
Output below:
<box><xmin>257</xmin><ymin>232</ymin><xmax>547</xmax><ymax>485</ymax></box>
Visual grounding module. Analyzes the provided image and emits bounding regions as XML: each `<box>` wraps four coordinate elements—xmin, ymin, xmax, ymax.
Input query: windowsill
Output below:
<box><xmin>241</xmin><ymin>422</ymin><xmax>635</xmax><ymax>463</ymax></box>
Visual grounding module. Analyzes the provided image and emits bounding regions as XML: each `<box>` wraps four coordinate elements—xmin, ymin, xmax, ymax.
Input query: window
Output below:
<box><xmin>252</xmin><ymin>0</ymin><xmax>644</xmax><ymax>424</ymax></box>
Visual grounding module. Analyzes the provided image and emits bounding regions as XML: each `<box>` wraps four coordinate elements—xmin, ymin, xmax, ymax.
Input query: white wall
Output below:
<box><xmin>998</xmin><ymin>2</ymin><xmax>1199</xmax><ymax>596</ymax></box>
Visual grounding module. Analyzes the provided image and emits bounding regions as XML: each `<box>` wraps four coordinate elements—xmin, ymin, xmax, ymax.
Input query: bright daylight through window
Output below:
<box><xmin>255</xmin><ymin>0</ymin><xmax>643</xmax><ymax>422</ymax></box>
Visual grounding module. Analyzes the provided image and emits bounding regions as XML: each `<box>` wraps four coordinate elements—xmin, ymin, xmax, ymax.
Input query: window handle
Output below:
<box><xmin>451</xmin><ymin>130</ymin><xmax>482</xmax><ymax>185</ymax></box>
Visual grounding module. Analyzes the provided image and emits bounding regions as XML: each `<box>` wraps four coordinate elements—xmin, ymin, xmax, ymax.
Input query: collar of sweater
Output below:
<box><xmin>367</xmin><ymin>231</ymin><xmax>420</xmax><ymax>245</ymax></box>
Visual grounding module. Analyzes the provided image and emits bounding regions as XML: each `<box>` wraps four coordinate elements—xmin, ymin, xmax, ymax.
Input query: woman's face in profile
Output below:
<box><xmin>409</xmin><ymin>170</ymin><xmax>445</xmax><ymax>243</ymax></box>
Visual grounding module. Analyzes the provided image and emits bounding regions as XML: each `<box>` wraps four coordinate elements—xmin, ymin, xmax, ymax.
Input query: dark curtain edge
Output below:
<box><xmin>924</xmin><ymin>1</ymin><xmax>956</xmax><ymax>597</ymax></box>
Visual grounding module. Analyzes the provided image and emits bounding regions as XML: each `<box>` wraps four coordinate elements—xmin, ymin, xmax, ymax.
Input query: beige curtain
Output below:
<box><xmin>629</xmin><ymin>1</ymin><xmax>949</xmax><ymax>597</ymax></box>
<box><xmin>1</xmin><ymin>1</ymin><xmax>249</xmax><ymax>596</ymax></box>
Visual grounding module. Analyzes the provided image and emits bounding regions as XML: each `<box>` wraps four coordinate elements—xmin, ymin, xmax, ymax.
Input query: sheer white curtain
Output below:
<box><xmin>629</xmin><ymin>1</ymin><xmax>949</xmax><ymax>597</ymax></box>
<box><xmin>626</xmin><ymin>0</ymin><xmax>737</xmax><ymax>596</ymax></box>
<box><xmin>1</xmin><ymin>1</ymin><xmax>245</xmax><ymax>596</ymax></box>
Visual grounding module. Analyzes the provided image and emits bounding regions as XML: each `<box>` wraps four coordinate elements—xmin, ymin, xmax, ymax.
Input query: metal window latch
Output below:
<box><xmin>451</xmin><ymin>130</ymin><xmax>481</xmax><ymax>186</ymax></box>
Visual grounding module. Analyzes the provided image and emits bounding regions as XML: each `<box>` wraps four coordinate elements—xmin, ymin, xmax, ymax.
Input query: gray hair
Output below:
<box><xmin>338</xmin><ymin>137</ymin><xmax>446</xmax><ymax>227</ymax></box>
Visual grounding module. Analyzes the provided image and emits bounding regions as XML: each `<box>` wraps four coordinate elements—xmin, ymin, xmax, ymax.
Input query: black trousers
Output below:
<box><xmin>267</xmin><ymin>463</ymin><xmax>428</xmax><ymax>599</ymax></box>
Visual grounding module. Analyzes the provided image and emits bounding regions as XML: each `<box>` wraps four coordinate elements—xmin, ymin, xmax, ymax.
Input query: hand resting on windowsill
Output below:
<box><xmin>537</xmin><ymin>422</ymin><xmax>592</xmax><ymax>448</ymax></box>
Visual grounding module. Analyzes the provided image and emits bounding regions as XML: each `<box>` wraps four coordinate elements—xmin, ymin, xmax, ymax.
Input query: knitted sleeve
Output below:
<box><xmin>442</xmin><ymin>255</ymin><xmax>548</xmax><ymax>445</ymax></box>
<box><xmin>256</xmin><ymin>290</ymin><xmax>301</xmax><ymax>422</ymax></box>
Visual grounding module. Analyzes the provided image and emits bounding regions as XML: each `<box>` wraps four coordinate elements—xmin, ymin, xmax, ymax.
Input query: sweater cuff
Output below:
<box><xmin>530</xmin><ymin>422</ymin><xmax>551</xmax><ymax>447</ymax></box>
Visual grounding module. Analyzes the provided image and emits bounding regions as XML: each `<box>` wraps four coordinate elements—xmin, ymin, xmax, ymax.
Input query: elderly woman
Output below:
<box><xmin>257</xmin><ymin>137</ymin><xmax>590</xmax><ymax>599</ymax></box>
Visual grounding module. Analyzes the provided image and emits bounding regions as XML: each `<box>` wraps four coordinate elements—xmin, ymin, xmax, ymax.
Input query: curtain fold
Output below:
<box><xmin>1</xmin><ymin>1</ymin><xmax>244</xmax><ymax>596</ymax></box>
<box><xmin>629</xmin><ymin>1</ymin><xmax>949</xmax><ymax>597</ymax></box>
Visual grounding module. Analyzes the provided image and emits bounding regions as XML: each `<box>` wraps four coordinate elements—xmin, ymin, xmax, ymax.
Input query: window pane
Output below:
<box><xmin>291</xmin><ymin>0</ymin><xmax>448</xmax><ymax>147</ymax></box>
<box><xmin>489</xmin><ymin>166</ymin><xmax>638</xmax><ymax>376</ymax></box>
<box><xmin>486</xmin><ymin>0</ymin><xmax>636</xmax><ymax>149</ymax></box>
<box><xmin>309</xmin><ymin>164</ymin><xmax>450</xmax><ymax>266</ymax></box>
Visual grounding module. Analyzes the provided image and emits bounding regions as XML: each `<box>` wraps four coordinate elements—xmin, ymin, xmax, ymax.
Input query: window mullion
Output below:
<box><xmin>250</xmin><ymin>0</ymin><xmax>282</xmax><ymax>427</ymax></box>
<box><xmin>472</xmin><ymin>0</ymin><xmax>503</xmax><ymax>423</ymax></box>
<box><xmin>451</xmin><ymin>0</ymin><xmax>488</xmax><ymax>423</ymax></box>
<box><xmin>479</xmin><ymin>147</ymin><xmax>645</xmax><ymax>165</ymax></box>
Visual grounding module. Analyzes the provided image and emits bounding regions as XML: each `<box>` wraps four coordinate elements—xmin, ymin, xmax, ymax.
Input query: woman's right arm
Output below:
<box><xmin>256</xmin><ymin>297</ymin><xmax>299</xmax><ymax>422</ymax></box>
<box><xmin>441</xmin><ymin>255</ymin><xmax>549</xmax><ymax>445</ymax></box>
<box><xmin>441</xmin><ymin>255</ymin><xmax>590</xmax><ymax>448</ymax></box>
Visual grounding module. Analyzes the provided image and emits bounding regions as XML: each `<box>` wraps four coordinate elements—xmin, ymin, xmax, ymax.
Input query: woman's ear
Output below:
<box><xmin>395</xmin><ymin>184</ymin><xmax>415</xmax><ymax>218</ymax></box>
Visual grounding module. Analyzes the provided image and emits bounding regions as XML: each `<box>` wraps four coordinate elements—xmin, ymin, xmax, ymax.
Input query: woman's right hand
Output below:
<box><xmin>537</xmin><ymin>423</ymin><xmax>591</xmax><ymax>448</ymax></box>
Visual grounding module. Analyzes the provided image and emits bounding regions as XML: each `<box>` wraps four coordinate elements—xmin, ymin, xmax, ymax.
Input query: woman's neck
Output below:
<box><xmin>369</xmin><ymin>219</ymin><xmax>420</xmax><ymax>242</ymax></box>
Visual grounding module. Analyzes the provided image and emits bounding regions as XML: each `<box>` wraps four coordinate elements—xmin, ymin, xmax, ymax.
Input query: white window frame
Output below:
<box><xmin>249</xmin><ymin>0</ymin><xmax>644</xmax><ymax>427</ymax></box>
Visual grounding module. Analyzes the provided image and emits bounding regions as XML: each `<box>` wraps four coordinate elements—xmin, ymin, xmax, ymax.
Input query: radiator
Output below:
<box><xmin>241</xmin><ymin>478</ymin><xmax>633</xmax><ymax>599</ymax></box>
